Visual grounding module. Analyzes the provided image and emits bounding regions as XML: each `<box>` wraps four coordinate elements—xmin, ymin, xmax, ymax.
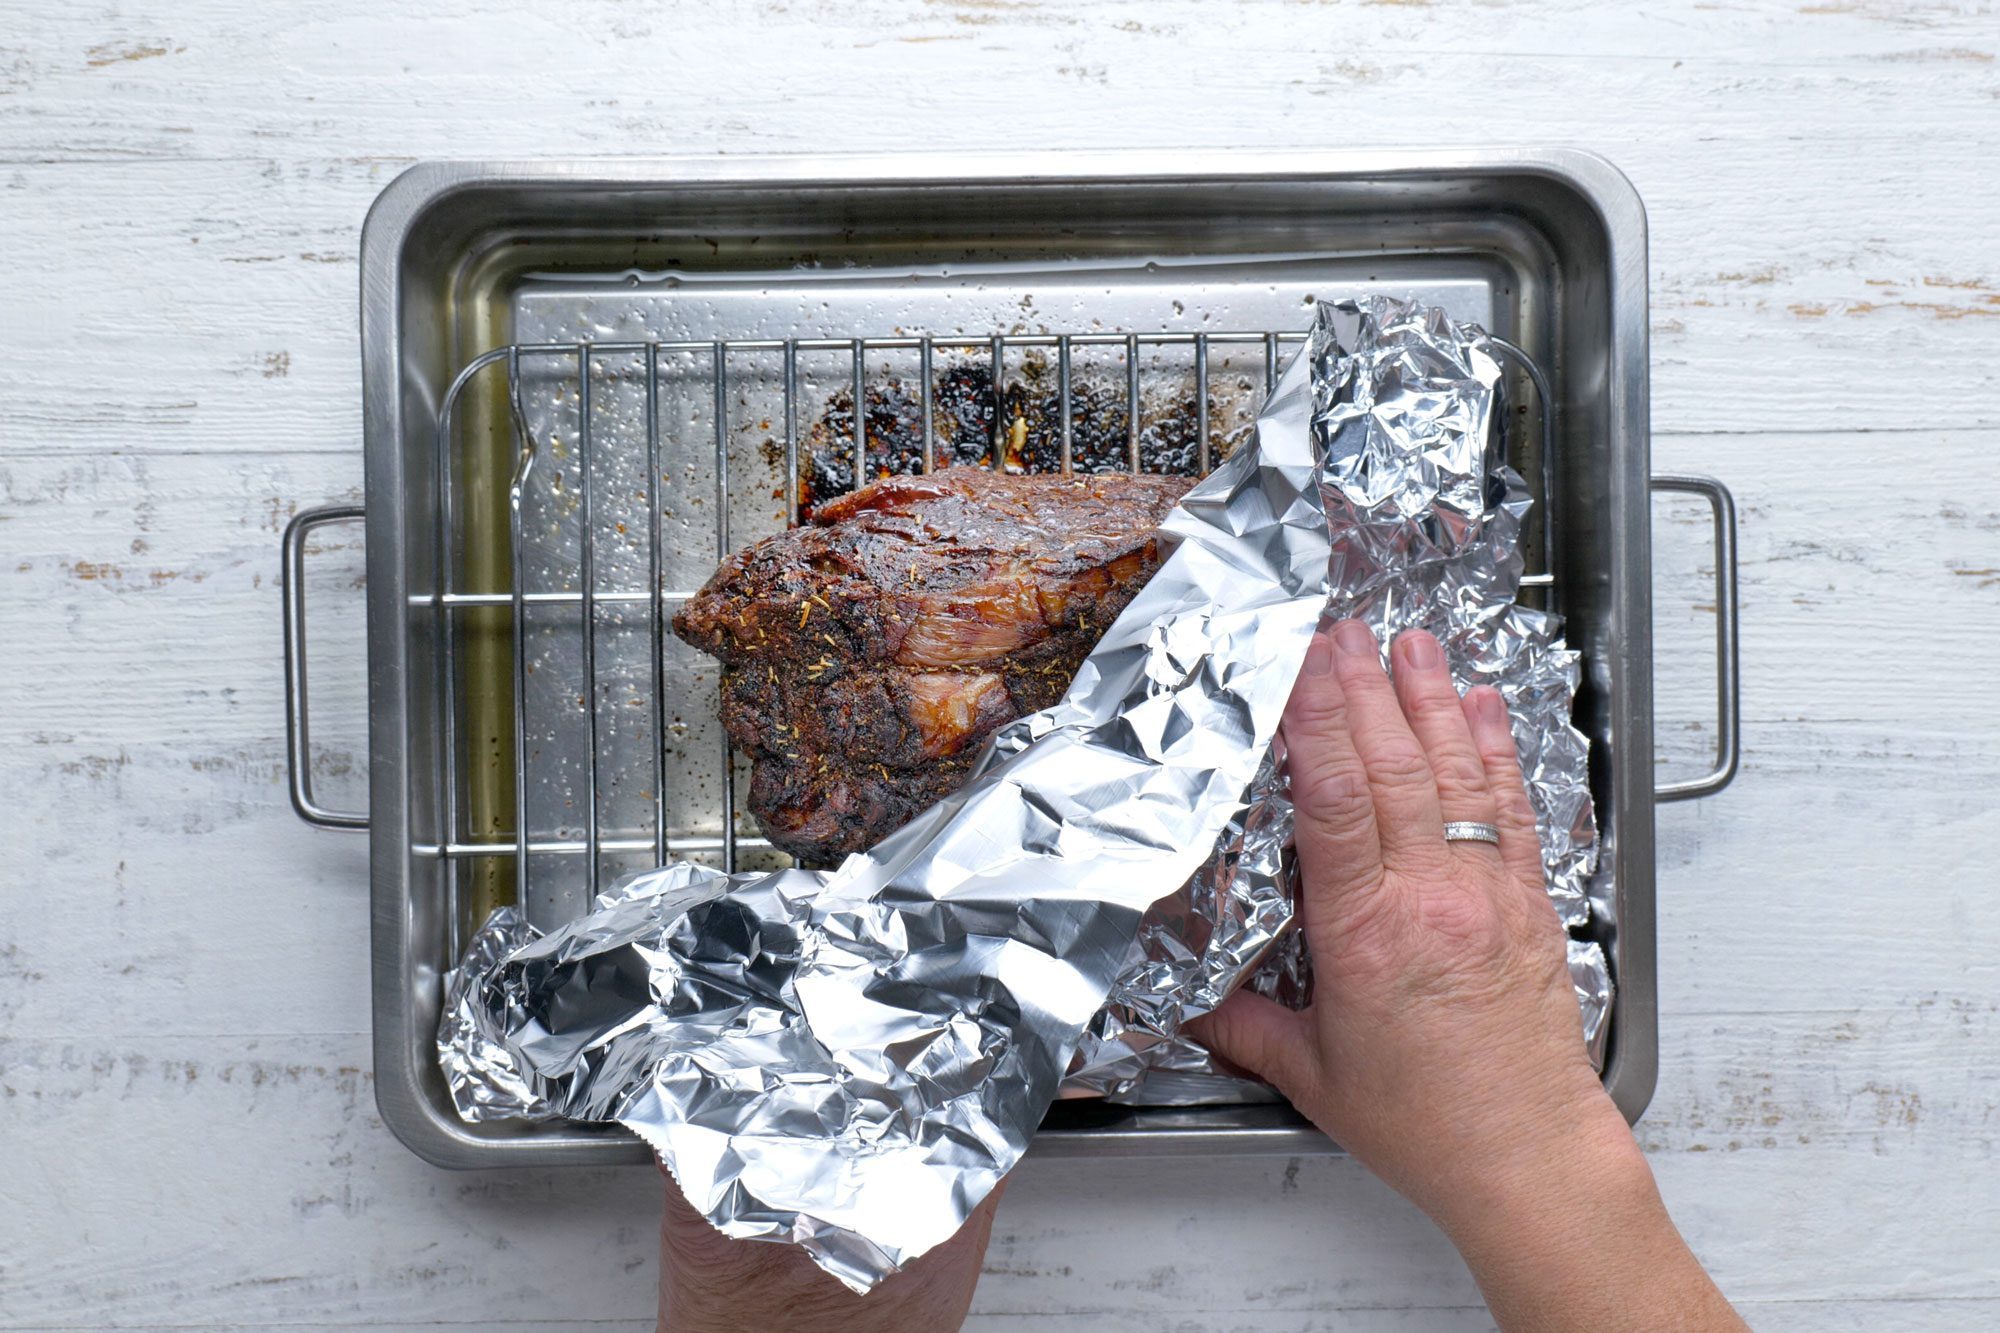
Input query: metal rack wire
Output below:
<box><xmin>411</xmin><ymin>328</ymin><xmax>1555</xmax><ymax>950</ymax></box>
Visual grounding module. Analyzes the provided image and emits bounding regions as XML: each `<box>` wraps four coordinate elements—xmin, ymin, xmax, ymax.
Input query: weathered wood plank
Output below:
<box><xmin>5</xmin><ymin>0</ymin><xmax>1998</xmax><ymax>162</ymax></box>
<box><xmin>0</xmin><ymin>160</ymin><xmax>383</xmax><ymax>459</ymax></box>
<box><xmin>2</xmin><ymin>1031</ymin><xmax>1994</xmax><ymax>1324</ymax></box>
<box><xmin>0</xmin><ymin>1327</ymin><xmax>656</xmax><ymax>1333</ymax></box>
<box><xmin>2</xmin><ymin>424</ymin><xmax>1996</xmax><ymax>1321</ymax></box>
<box><xmin>2</xmin><ymin>723</ymin><xmax>1989</xmax><ymax>1044</ymax></box>
<box><xmin>3</xmin><ymin>436</ymin><xmax>1996</xmax><ymax>1048</ymax></box>
<box><xmin>5</xmin><ymin>429</ymin><xmax>1995</xmax><ymax>746</ymax></box>
<box><xmin>1</xmin><ymin>450</ymin><xmax>366</xmax><ymax>745</ymax></box>
<box><xmin>22</xmin><ymin>1308</ymin><xmax>2000</xmax><ymax>1333</ymax></box>
<box><xmin>4</xmin><ymin>141</ymin><xmax>1997</xmax><ymax>447</ymax></box>
<box><xmin>0</xmin><ymin>1035</ymin><xmax>659</xmax><ymax>1326</ymax></box>
<box><xmin>969</xmin><ymin>1301</ymin><xmax>2000</xmax><ymax>1332</ymax></box>
<box><xmin>5</xmin><ymin>1</ymin><xmax>1999</xmax><ymax>1325</ymax></box>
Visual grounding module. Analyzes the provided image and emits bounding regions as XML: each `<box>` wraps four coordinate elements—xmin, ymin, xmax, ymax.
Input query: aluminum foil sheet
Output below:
<box><xmin>1069</xmin><ymin>297</ymin><xmax>1609</xmax><ymax>1099</ymax></box>
<box><xmin>439</xmin><ymin>295</ymin><xmax>1610</xmax><ymax>1289</ymax></box>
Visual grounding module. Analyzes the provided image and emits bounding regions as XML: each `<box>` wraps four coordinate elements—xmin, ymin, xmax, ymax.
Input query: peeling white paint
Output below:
<box><xmin>2</xmin><ymin>0</ymin><xmax>1998</xmax><ymax>1326</ymax></box>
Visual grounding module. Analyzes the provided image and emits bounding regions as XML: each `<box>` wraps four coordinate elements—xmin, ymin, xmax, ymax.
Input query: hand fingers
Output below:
<box><xmin>1281</xmin><ymin>627</ymin><xmax>1386</xmax><ymax>915</ymax></box>
<box><xmin>1391</xmin><ymin>630</ymin><xmax>1500</xmax><ymax>833</ymax></box>
<box><xmin>1329</xmin><ymin>619</ymin><xmax>1448</xmax><ymax>872</ymax></box>
<box><xmin>1184</xmin><ymin>988</ymin><xmax>1313</xmax><ymax>1095</ymax></box>
<box><xmin>1461</xmin><ymin>686</ymin><xmax>1547</xmax><ymax>891</ymax></box>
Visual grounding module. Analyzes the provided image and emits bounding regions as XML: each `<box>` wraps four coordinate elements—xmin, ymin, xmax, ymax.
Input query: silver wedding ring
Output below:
<box><xmin>1443</xmin><ymin>821</ymin><xmax>1502</xmax><ymax>846</ymax></box>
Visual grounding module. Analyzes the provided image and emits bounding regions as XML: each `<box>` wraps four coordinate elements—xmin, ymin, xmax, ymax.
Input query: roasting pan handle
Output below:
<box><xmin>282</xmin><ymin>503</ymin><xmax>370</xmax><ymax>831</ymax></box>
<box><xmin>1651</xmin><ymin>475</ymin><xmax>1740</xmax><ymax>802</ymax></box>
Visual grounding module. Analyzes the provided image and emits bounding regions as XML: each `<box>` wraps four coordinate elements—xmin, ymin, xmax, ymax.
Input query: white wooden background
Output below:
<box><xmin>3</xmin><ymin>1</ymin><xmax>1997</xmax><ymax>1329</ymax></box>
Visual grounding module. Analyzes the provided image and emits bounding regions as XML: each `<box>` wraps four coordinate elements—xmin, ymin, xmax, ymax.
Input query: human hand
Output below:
<box><xmin>1189</xmin><ymin>620</ymin><xmax>1744</xmax><ymax>1330</ymax></box>
<box><xmin>656</xmin><ymin>1165</ymin><xmax>1005</xmax><ymax>1333</ymax></box>
<box><xmin>1191</xmin><ymin>619</ymin><xmax>1616</xmax><ymax>1224</ymax></box>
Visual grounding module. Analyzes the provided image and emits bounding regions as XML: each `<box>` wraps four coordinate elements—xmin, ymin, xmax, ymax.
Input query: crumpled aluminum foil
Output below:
<box><xmin>438</xmin><ymin>295</ymin><xmax>1609</xmax><ymax>1291</ymax></box>
<box><xmin>1068</xmin><ymin>297</ymin><xmax>1608</xmax><ymax>1100</ymax></box>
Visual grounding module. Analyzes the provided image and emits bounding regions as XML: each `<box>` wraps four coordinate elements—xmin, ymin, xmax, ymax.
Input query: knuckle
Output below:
<box><xmin>1507</xmin><ymin>849</ymin><xmax>1549</xmax><ymax>892</ymax></box>
<box><xmin>1286</xmin><ymin>692</ymin><xmax>1350</xmax><ymax>744</ymax></box>
<box><xmin>1364</xmin><ymin>740</ymin><xmax>1435</xmax><ymax>792</ymax></box>
<box><xmin>1248</xmin><ymin>1027</ymin><xmax>1304</xmax><ymax>1092</ymax></box>
<box><xmin>1197</xmin><ymin>1006</ymin><xmax>1309</xmax><ymax>1095</ymax></box>
<box><xmin>1475</xmin><ymin>720</ymin><xmax>1523</xmax><ymax>763</ymax></box>
<box><xmin>1284</xmin><ymin>676</ymin><xmax>1351</xmax><ymax>734</ymax></box>
<box><xmin>1486</xmin><ymin>770</ymin><xmax>1529</xmax><ymax>809</ymax></box>
<box><xmin>1431</xmin><ymin>750</ymin><xmax>1490</xmax><ymax>797</ymax></box>
<box><xmin>1487</xmin><ymin>761</ymin><xmax>1535</xmax><ymax>810</ymax></box>
<box><xmin>1489</xmin><ymin>761</ymin><xmax>1532</xmax><ymax>803</ymax></box>
<box><xmin>1500</xmin><ymin>803</ymin><xmax>1540</xmax><ymax>843</ymax></box>
<box><xmin>1504</xmin><ymin>808</ymin><xmax>1544</xmax><ymax>860</ymax></box>
<box><xmin>1406</xmin><ymin>684</ymin><xmax>1464</xmax><ymax>723</ymax></box>
<box><xmin>1291</xmin><ymin>754</ymin><xmax>1374</xmax><ymax>829</ymax></box>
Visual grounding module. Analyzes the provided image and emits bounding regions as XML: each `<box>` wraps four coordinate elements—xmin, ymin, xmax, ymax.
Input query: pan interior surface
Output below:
<box><xmin>362</xmin><ymin>156</ymin><xmax>1649</xmax><ymax>1167</ymax></box>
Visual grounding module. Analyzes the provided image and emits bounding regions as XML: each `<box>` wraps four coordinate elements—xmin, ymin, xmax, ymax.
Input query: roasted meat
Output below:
<box><xmin>673</xmin><ymin>469</ymin><xmax>1194</xmax><ymax>865</ymax></box>
<box><xmin>793</xmin><ymin>363</ymin><xmax>1217</xmax><ymax>521</ymax></box>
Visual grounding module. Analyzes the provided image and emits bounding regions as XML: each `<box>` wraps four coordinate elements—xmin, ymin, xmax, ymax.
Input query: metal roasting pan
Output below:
<box><xmin>280</xmin><ymin>151</ymin><xmax>1740</xmax><ymax>1169</ymax></box>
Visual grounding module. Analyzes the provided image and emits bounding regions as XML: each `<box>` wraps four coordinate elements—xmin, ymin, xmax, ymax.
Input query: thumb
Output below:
<box><xmin>1185</xmin><ymin>988</ymin><xmax>1312</xmax><ymax>1095</ymax></box>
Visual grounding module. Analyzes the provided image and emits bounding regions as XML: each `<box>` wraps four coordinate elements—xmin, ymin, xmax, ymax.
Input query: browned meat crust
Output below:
<box><xmin>673</xmin><ymin>469</ymin><xmax>1193</xmax><ymax>865</ymax></box>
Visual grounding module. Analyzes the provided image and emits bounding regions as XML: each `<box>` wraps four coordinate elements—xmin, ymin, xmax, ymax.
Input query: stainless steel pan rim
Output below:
<box><xmin>282</xmin><ymin>150</ymin><xmax>1740</xmax><ymax>1168</ymax></box>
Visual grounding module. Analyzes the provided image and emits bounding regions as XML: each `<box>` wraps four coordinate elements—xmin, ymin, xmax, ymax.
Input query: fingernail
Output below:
<box><xmin>1473</xmin><ymin>687</ymin><xmax>1506</xmax><ymax>724</ymax></box>
<box><xmin>1401</xmin><ymin>632</ymin><xmax>1441</xmax><ymax>670</ymax></box>
<box><xmin>1299</xmin><ymin>630</ymin><xmax>1333</xmax><ymax>677</ymax></box>
<box><xmin>1334</xmin><ymin>619</ymin><xmax>1377</xmax><ymax>658</ymax></box>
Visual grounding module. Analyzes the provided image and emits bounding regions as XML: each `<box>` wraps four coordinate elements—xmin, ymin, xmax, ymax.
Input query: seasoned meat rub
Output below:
<box><xmin>673</xmin><ymin>469</ymin><xmax>1193</xmax><ymax>865</ymax></box>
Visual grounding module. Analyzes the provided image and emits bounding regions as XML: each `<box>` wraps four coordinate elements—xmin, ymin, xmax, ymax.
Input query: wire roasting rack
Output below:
<box><xmin>274</xmin><ymin>155</ymin><xmax>1757</xmax><ymax>1168</ymax></box>
<box><xmin>354</xmin><ymin>326</ymin><xmax>1555</xmax><ymax>960</ymax></box>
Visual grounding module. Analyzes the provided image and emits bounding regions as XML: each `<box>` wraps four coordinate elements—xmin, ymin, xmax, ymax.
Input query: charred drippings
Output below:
<box><xmin>795</xmin><ymin>363</ymin><xmax>1223</xmax><ymax>522</ymax></box>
